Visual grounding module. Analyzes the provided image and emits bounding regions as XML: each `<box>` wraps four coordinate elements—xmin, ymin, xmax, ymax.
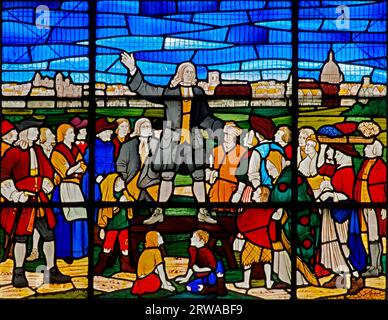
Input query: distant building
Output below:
<box><xmin>298</xmin><ymin>80</ymin><xmax>321</xmax><ymax>96</ymax></box>
<box><xmin>286</xmin><ymin>75</ymin><xmax>292</xmax><ymax>97</ymax></box>
<box><xmin>198</xmin><ymin>71</ymin><xmax>220</xmax><ymax>95</ymax></box>
<box><xmin>357</xmin><ymin>76</ymin><xmax>387</xmax><ymax>97</ymax></box>
<box><xmin>339</xmin><ymin>83</ymin><xmax>361</xmax><ymax>96</ymax></box>
<box><xmin>55</xmin><ymin>72</ymin><xmax>83</xmax><ymax>97</ymax></box>
<box><xmin>251</xmin><ymin>81</ymin><xmax>286</xmax><ymax>99</ymax></box>
<box><xmin>96</xmin><ymin>83</ymin><xmax>106</xmax><ymax>96</ymax></box>
<box><xmin>214</xmin><ymin>83</ymin><xmax>252</xmax><ymax>97</ymax></box>
<box><xmin>319</xmin><ymin>50</ymin><xmax>343</xmax><ymax>97</ymax></box>
<box><xmin>31</xmin><ymin>87</ymin><xmax>55</xmax><ymax>96</ymax></box>
<box><xmin>106</xmin><ymin>84</ymin><xmax>134</xmax><ymax>96</ymax></box>
<box><xmin>2</xmin><ymin>83</ymin><xmax>32</xmax><ymax>96</ymax></box>
<box><xmin>318</xmin><ymin>50</ymin><xmax>344</xmax><ymax>107</ymax></box>
<box><xmin>298</xmin><ymin>79</ymin><xmax>322</xmax><ymax>107</ymax></box>
<box><xmin>205</xmin><ymin>83</ymin><xmax>252</xmax><ymax>108</ymax></box>
<box><xmin>33</xmin><ymin>72</ymin><xmax>54</xmax><ymax>88</ymax></box>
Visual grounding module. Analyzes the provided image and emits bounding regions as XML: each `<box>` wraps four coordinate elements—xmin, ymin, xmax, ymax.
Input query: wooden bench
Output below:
<box><xmin>128</xmin><ymin>216</ymin><xmax>238</xmax><ymax>269</ymax></box>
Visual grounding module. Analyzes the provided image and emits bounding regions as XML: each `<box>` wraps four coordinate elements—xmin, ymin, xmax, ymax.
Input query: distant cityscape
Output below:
<box><xmin>2</xmin><ymin>51</ymin><xmax>386</xmax><ymax>109</ymax></box>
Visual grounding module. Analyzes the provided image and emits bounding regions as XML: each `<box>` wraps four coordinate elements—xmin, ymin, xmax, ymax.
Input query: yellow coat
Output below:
<box><xmin>97</xmin><ymin>173</ymin><xmax>133</xmax><ymax>228</ymax></box>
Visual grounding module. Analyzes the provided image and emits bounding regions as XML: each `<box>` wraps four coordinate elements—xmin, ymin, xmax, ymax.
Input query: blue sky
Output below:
<box><xmin>1</xmin><ymin>1</ymin><xmax>386</xmax><ymax>85</ymax></box>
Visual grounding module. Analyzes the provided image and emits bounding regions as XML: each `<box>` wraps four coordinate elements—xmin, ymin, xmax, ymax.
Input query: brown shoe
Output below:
<box><xmin>216</xmin><ymin>277</ymin><xmax>228</xmax><ymax>296</ymax></box>
<box><xmin>347</xmin><ymin>277</ymin><xmax>364</xmax><ymax>295</ymax></box>
<box><xmin>322</xmin><ymin>275</ymin><xmax>343</xmax><ymax>288</ymax></box>
<box><xmin>94</xmin><ymin>253</ymin><xmax>111</xmax><ymax>275</ymax></box>
<box><xmin>200</xmin><ymin>286</ymin><xmax>210</xmax><ymax>295</ymax></box>
<box><xmin>120</xmin><ymin>255</ymin><xmax>135</xmax><ymax>273</ymax></box>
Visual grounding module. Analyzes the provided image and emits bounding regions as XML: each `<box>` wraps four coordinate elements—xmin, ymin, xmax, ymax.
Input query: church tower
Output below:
<box><xmin>319</xmin><ymin>50</ymin><xmax>343</xmax><ymax>107</ymax></box>
<box><xmin>319</xmin><ymin>50</ymin><xmax>343</xmax><ymax>84</ymax></box>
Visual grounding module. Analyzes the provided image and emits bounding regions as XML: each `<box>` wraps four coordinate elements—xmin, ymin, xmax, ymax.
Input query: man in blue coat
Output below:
<box><xmin>95</xmin><ymin>118</ymin><xmax>116</xmax><ymax>218</ymax></box>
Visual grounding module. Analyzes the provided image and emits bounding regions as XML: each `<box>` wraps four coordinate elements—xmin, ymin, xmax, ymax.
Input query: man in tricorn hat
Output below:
<box><xmin>0</xmin><ymin>118</ymin><xmax>71</xmax><ymax>287</ymax></box>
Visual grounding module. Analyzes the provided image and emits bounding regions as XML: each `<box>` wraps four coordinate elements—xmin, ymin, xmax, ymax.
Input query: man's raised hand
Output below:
<box><xmin>121</xmin><ymin>52</ymin><xmax>136</xmax><ymax>73</ymax></box>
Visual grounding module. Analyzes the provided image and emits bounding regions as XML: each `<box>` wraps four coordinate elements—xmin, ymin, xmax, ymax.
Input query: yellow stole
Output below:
<box><xmin>179</xmin><ymin>87</ymin><xmax>192</xmax><ymax>144</ymax></box>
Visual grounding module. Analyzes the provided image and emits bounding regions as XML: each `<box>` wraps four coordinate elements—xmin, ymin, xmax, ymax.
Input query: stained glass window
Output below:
<box><xmin>296</xmin><ymin>0</ymin><xmax>387</xmax><ymax>300</ymax></box>
<box><xmin>0</xmin><ymin>0</ymin><xmax>386</xmax><ymax>304</ymax></box>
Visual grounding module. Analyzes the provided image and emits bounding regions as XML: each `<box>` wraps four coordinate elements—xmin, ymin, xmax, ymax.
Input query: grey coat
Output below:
<box><xmin>127</xmin><ymin>70</ymin><xmax>224</xmax><ymax>170</ymax></box>
<box><xmin>128</xmin><ymin>70</ymin><xmax>223</xmax><ymax>133</ymax></box>
<box><xmin>116</xmin><ymin>136</ymin><xmax>160</xmax><ymax>190</ymax></box>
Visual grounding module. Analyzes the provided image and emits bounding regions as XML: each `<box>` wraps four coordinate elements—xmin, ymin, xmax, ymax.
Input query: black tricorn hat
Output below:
<box><xmin>15</xmin><ymin>118</ymin><xmax>44</xmax><ymax>131</ymax></box>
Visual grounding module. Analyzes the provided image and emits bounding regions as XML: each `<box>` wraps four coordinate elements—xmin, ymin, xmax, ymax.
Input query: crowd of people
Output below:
<box><xmin>0</xmin><ymin>52</ymin><xmax>386</xmax><ymax>296</ymax></box>
<box><xmin>1</xmin><ymin>113</ymin><xmax>385</xmax><ymax>295</ymax></box>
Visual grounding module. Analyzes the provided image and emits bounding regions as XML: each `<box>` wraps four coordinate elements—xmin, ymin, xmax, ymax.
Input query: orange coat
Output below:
<box><xmin>209</xmin><ymin>144</ymin><xmax>247</xmax><ymax>204</ymax></box>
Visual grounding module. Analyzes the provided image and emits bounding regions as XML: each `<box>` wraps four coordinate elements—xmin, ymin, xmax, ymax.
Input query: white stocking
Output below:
<box><xmin>32</xmin><ymin>229</ymin><xmax>40</xmax><ymax>250</ymax></box>
<box><xmin>193</xmin><ymin>181</ymin><xmax>206</xmax><ymax>203</ymax></box>
<box><xmin>14</xmin><ymin>243</ymin><xmax>26</xmax><ymax>268</ymax></box>
<box><xmin>159</xmin><ymin>180</ymin><xmax>173</xmax><ymax>203</ymax></box>
<box><xmin>264</xmin><ymin>263</ymin><xmax>274</xmax><ymax>289</ymax></box>
<box><xmin>43</xmin><ymin>241</ymin><xmax>55</xmax><ymax>270</ymax></box>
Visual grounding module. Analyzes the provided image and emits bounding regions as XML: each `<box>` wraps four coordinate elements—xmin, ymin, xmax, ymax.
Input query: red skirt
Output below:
<box><xmin>131</xmin><ymin>273</ymin><xmax>161</xmax><ymax>296</ymax></box>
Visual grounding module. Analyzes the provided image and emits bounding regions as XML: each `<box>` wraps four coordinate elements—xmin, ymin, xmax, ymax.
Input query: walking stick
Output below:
<box><xmin>1</xmin><ymin>192</ymin><xmax>35</xmax><ymax>263</ymax></box>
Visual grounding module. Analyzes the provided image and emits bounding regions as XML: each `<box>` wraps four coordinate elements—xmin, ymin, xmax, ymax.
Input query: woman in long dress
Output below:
<box><xmin>51</xmin><ymin>124</ymin><xmax>88</xmax><ymax>263</ymax></box>
<box><xmin>318</xmin><ymin>144</ymin><xmax>366</xmax><ymax>294</ymax></box>
<box><xmin>267</xmin><ymin>151</ymin><xmax>320</xmax><ymax>287</ymax></box>
<box><xmin>297</xmin><ymin>135</ymin><xmax>332</xmax><ymax>277</ymax></box>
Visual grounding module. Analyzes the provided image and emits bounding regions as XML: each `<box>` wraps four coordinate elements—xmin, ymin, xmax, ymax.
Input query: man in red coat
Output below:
<box><xmin>354</xmin><ymin>140</ymin><xmax>386</xmax><ymax>277</ymax></box>
<box><xmin>1</xmin><ymin>118</ymin><xmax>71</xmax><ymax>288</ymax></box>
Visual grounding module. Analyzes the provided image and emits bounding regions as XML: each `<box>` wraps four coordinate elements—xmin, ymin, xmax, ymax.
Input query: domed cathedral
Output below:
<box><xmin>319</xmin><ymin>50</ymin><xmax>344</xmax><ymax>107</ymax></box>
